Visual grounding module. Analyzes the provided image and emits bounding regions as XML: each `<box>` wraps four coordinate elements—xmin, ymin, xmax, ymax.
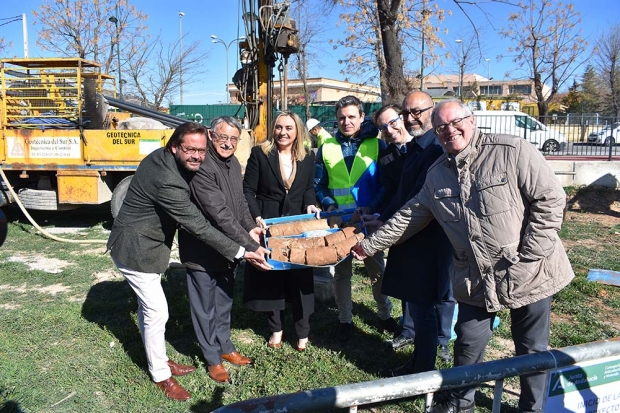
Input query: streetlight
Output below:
<box><xmin>485</xmin><ymin>58</ymin><xmax>491</xmax><ymax>80</ymax></box>
<box><xmin>108</xmin><ymin>15</ymin><xmax>123</xmax><ymax>99</ymax></box>
<box><xmin>211</xmin><ymin>35</ymin><xmax>243</xmax><ymax>104</ymax></box>
<box><xmin>455</xmin><ymin>39</ymin><xmax>464</xmax><ymax>101</ymax></box>
<box><xmin>179</xmin><ymin>11</ymin><xmax>185</xmax><ymax>105</ymax></box>
<box><xmin>419</xmin><ymin>9</ymin><xmax>431</xmax><ymax>91</ymax></box>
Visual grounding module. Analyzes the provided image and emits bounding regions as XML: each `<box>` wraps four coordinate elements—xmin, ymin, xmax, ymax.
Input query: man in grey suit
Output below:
<box><xmin>107</xmin><ymin>122</ymin><xmax>270</xmax><ymax>401</ymax></box>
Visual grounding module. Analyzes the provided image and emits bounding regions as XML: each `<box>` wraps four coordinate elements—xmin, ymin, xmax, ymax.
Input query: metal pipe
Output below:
<box><xmin>103</xmin><ymin>95</ymin><xmax>186</xmax><ymax>127</ymax></box>
<box><xmin>213</xmin><ymin>337</ymin><xmax>620</xmax><ymax>413</ymax></box>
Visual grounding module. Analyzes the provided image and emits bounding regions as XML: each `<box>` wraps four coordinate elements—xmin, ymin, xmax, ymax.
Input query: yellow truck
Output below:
<box><xmin>0</xmin><ymin>57</ymin><xmax>177</xmax><ymax>216</ymax></box>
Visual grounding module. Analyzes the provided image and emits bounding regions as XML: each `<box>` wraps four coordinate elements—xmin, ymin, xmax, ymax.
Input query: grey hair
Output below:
<box><xmin>210</xmin><ymin>116</ymin><xmax>243</xmax><ymax>134</ymax></box>
<box><xmin>431</xmin><ymin>99</ymin><xmax>472</xmax><ymax>127</ymax></box>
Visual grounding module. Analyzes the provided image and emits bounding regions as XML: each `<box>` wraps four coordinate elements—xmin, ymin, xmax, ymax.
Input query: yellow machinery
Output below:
<box><xmin>0</xmin><ymin>58</ymin><xmax>175</xmax><ymax>213</ymax></box>
<box><xmin>235</xmin><ymin>0</ymin><xmax>299</xmax><ymax>143</ymax></box>
<box><xmin>0</xmin><ymin>1</ymin><xmax>299</xmax><ymax>215</ymax></box>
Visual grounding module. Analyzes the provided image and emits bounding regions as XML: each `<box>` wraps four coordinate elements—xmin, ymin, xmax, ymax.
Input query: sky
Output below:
<box><xmin>1</xmin><ymin>0</ymin><xmax>618</xmax><ymax>105</ymax></box>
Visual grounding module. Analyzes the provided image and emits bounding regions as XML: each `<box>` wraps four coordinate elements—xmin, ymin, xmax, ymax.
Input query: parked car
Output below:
<box><xmin>587</xmin><ymin>122</ymin><xmax>620</xmax><ymax>146</ymax></box>
<box><xmin>473</xmin><ymin>110</ymin><xmax>567</xmax><ymax>152</ymax></box>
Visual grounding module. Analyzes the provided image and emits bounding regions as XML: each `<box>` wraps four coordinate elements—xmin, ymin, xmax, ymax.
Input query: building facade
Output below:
<box><xmin>227</xmin><ymin>77</ymin><xmax>381</xmax><ymax>105</ymax></box>
<box><xmin>421</xmin><ymin>73</ymin><xmax>552</xmax><ymax>115</ymax></box>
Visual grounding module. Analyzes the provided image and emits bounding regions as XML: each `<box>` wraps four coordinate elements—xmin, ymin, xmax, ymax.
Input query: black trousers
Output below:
<box><xmin>451</xmin><ymin>297</ymin><xmax>552</xmax><ymax>412</ymax></box>
<box><xmin>267</xmin><ymin>308</ymin><xmax>311</xmax><ymax>340</ymax></box>
<box><xmin>186</xmin><ymin>268</ymin><xmax>236</xmax><ymax>366</ymax></box>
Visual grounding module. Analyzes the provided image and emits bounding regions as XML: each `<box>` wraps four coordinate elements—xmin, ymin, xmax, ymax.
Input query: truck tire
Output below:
<box><xmin>17</xmin><ymin>188</ymin><xmax>77</xmax><ymax>211</ymax></box>
<box><xmin>111</xmin><ymin>175</ymin><xmax>133</xmax><ymax>219</ymax></box>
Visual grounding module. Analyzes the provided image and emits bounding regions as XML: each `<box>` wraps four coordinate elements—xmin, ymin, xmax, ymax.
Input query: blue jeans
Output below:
<box><xmin>407</xmin><ymin>302</ymin><xmax>438</xmax><ymax>373</ymax></box>
<box><xmin>436</xmin><ymin>282</ymin><xmax>456</xmax><ymax>346</ymax></box>
<box><xmin>401</xmin><ymin>282</ymin><xmax>456</xmax><ymax>345</ymax></box>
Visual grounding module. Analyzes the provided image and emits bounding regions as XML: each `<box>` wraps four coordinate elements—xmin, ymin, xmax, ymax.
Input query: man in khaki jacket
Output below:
<box><xmin>352</xmin><ymin>99</ymin><xmax>574</xmax><ymax>413</ymax></box>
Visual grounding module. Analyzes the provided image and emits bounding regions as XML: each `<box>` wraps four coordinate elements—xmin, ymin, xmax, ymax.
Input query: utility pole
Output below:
<box><xmin>455</xmin><ymin>39</ymin><xmax>464</xmax><ymax>101</ymax></box>
<box><xmin>179</xmin><ymin>11</ymin><xmax>184</xmax><ymax>105</ymax></box>
<box><xmin>108</xmin><ymin>9</ymin><xmax>123</xmax><ymax>99</ymax></box>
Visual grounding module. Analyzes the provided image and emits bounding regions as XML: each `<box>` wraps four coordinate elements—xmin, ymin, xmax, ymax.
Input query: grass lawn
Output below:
<box><xmin>1</xmin><ymin>186</ymin><xmax>620</xmax><ymax>413</ymax></box>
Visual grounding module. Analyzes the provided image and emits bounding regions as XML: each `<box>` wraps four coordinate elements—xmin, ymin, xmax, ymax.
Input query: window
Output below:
<box><xmin>515</xmin><ymin>115</ymin><xmax>540</xmax><ymax>131</ymax></box>
<box><xmin>480</xmin><ymin>85</ymin><xmax>502</xmax><ymax>95</ymax></box>
<box><xmin>509</xmin><ymin>85</ymin><xmax>532</xmax><ymax>95</ymax></box>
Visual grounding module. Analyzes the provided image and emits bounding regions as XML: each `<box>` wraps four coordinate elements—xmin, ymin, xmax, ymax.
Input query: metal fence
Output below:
<box><xmin>168</xmin><ymin>105</ymin><xmax>619</xmax><ymax>159</ymax></box>
<box><xmin>212</xmin><ymin>337</ymin><xmax>620</xmax><ymax>413</ymax></box>
<box><xmin>539</xmin><ymin>114</ymin><xmax>619</xmax><ymax>158</ymax></box>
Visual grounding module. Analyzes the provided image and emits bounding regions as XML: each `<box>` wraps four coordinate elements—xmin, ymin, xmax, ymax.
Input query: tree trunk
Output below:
<box><xmin>533</xmin><ymin>73</ymin><xmax>549</xmax><ymax>121</ymax></box>
<box><xmin>298</xmin><ymin>48</ymin><xmax>311</xmax><ymax>120</ymax></box>
<box><xmin>376</xmin><ymin>0</ymin><xmax>406</xmax><ymax>104</ymax></box>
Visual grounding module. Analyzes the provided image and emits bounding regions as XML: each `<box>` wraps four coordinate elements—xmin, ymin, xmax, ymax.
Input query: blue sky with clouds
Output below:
<box><xmin>1</xmin><ymin>0</ymin><xmax>617</xmax><ymax>105</ymax></box>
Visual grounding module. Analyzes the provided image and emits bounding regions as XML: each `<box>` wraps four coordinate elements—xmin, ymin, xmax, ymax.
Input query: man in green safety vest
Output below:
<box><xmin>314</xmin><ymin>95</ymin><xmax>400</xmax><ymax>345</ymax></box>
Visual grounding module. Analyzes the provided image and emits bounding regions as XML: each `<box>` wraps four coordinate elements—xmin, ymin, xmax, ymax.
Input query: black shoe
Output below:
<box><xmin>383</xmin><ymin>334</ymin><xmax>415</xmax><ymax>351</ymax></box>
<box><xmin>378</xmin><ymin>317</ymin><xmax>402</xmax><ymax>335</ymax></box>
<box><xmin>438</xmin><ymin>345</ymin><xmax>452</xmax><ymax>362</ymax></box>
<box><xmin>385</xmin><ymin>359</ymin><xmax>415</xmax><ymax>377</ymax></box>
<box><xmin>337</xmin><ymin>322</ymin><xmax>353</xmax><ymax>345</ymax></box>
<box><xmin>431</xmin><ymin>400</ymin><xmax>474</xmax><ymax>413</ymax></box>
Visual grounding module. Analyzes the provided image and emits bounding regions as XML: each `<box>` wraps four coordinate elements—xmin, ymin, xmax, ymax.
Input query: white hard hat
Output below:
<box><xmin>306</xmin><ymin>118</ymin><xmax>320</xmax><ymax>130</ymax></box>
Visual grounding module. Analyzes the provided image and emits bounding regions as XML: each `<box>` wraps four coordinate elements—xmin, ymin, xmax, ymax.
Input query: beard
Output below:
<box><xmin>409</xmin><ymin>127</ymin><xmax>426</xmax><ymax>137</ymax></box>
<box><xmin>407</xmin><ymin>119</ymin><xmax>431</xmax><ymax>137</ymax></box>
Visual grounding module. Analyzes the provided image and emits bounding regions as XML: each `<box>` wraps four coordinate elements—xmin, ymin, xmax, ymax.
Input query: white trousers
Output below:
<box><xmin>113</xmin><ymin>259</ymin><xmax>172</xmax><ymax>383</ymax></box>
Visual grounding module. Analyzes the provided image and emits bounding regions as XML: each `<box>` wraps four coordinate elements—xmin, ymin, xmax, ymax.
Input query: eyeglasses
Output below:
<box><xmin>402</xmin><ymin>106</ymin><xmax>433</xmax><ymax>118</ymax></box>
<box><xmin>178</xmin><ymin>144</ymin><xmax>207</xmax><ymax>155</ymax></box>
<box><xmin>378</xmin><ymin>116</ymin><xmax>402</xmax><ymax>132</ymax></box>
<box><xmin>211</xmin><ymin>130</ymin><xmax>240</xmax><ymax>144</ymax></box>
<box><xmin>434</xmin><ymin>115</ymin><xmax>472</xmax><ymax>134</ymax></box>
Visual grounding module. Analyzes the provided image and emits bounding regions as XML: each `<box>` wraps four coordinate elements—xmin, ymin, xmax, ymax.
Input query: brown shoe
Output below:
<box><xmin>167</xmin><ymin>359</ymin><xmax>196</xmax><ymax>376</ymax></box>
<box><xmin>155</xmin><ymin>377</ymin><xmax>191</xmax><ymax>401</ymax></box>
<box><xmin>208</xmin><ymin>363</ymin><xmax>230</xmax><ymax>383</ymax></box>
<box><xmin>221</xmin><ymin>351</ymin><xmax>253</xmax><ymax>365</ymax></box>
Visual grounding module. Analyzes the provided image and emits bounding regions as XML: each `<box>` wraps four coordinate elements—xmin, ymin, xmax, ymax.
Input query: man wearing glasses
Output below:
<box><xmin>315</xmin><ymin>95</ymin><xmax>400</xmax><ymax>344</ymax></box>
<box><xmin>353</xmin><ymin>99</ymin><xmax>573</xmax><ymax>413</ymax></box>
<box><xmin>178</xmin><ymin>116</ymin><xmax>265</xmax><ymax>384</ymax></box>
<box><xmin>107</xmin><ymin>122</ymin><xmax>270</xmax><ymax>400</ymax></box>
<box><xmin>365</xmin><ymin>92</ymin><xmax>455</xmax><ymax>377</ymax></box>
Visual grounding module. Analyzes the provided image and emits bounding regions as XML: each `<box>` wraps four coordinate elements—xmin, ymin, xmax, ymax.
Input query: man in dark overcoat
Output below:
<box><xmin>107</xmin><ymin>122</ymin><xmax>269</xmax><ymax>400</ymax></box>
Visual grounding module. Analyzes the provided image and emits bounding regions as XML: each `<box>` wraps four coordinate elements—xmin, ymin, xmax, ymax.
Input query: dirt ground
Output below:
<box><xmin>566</xmin><ymin>186</ymin><xmax>620</xmax><ymax>225</ymax></box>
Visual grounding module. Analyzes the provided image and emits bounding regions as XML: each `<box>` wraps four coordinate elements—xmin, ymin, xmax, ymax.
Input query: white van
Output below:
<box><xmin>473</xmin><ymin>110</ymin><xmax>566</xmax><ymax>152</ymax></box>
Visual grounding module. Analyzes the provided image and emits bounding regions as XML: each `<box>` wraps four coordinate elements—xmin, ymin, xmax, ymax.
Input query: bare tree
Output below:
<box><xmin>499</xmin><ymin>0</ymin><xmax>589</xmax><ymax>120</ymax></box>
<box><xmin>594</xmin><ymin>23</ymin><xmax>620</xmax><ymax>117</ymax></box>
<box><xmin>448</xmin><ymin>30</ymin><xmax>485</xmax><ymax>100</ymax></box>
<box><xmin>123</xmin><ymin>34</ymin><xmax>208</xmax><ymax>109</ymax></box>
<box><xmin>331</xmin><ymin>0</ymin><xmax>451</xmax><ymax>104</ymax></box>
<box><xmin>32</xmin><ymin>0</ymin><xmax>148</xmax><ymax>74</ymax></box>
<box><xmin>290</xmin><ymin>0</ymin><xmax>331</xmax><ymax>118</ymax></box>
<box><xmin>31</xmin><ymin>0</ymin><xmax>208</xmax><ymax>108</ymax></box>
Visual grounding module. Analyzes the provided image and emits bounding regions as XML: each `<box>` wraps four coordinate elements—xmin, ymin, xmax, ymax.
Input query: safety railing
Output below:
<box><xmin>212</xmin><ymin>337</ymin><xmax>620</xmax><ymax>413</ymax></box>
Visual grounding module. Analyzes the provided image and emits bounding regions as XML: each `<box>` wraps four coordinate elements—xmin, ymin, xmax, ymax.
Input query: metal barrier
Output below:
<box><xmin>213</xmin><ymin>337</ymin><xmax>620</xmax><ymax>413</ymax></box>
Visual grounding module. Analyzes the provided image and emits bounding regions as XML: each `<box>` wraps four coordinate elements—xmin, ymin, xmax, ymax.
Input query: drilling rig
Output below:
<box><xmin>234</xmin><ymin>0</ymin><xmax>300</xmax><ymax>143</ymax></box>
